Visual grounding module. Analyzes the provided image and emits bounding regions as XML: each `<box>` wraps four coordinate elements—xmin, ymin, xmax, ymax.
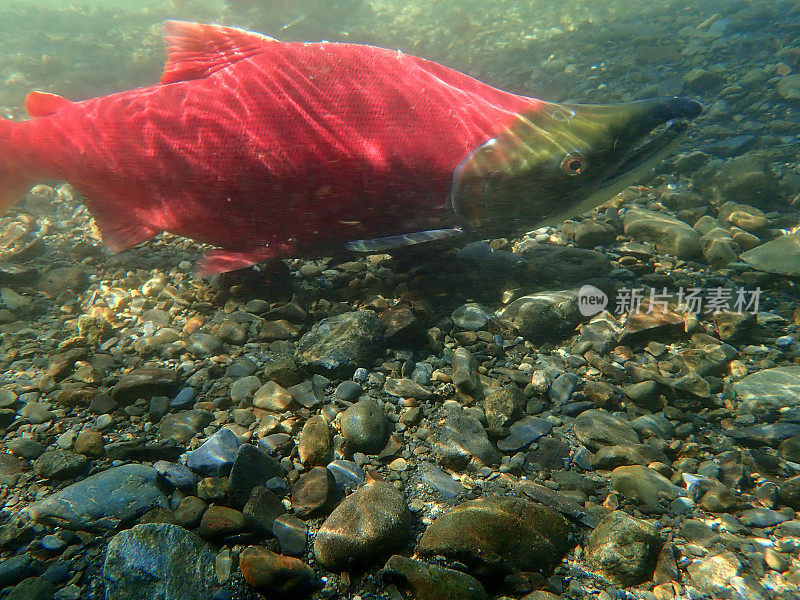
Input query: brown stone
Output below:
<box><xmin>73</xmin><ymin>429</ymin><xmax>104</xmax><ymax>457</ymax></box>
<box><xmin>291</xmin><ymin>466</ymin><xmax>336</xmax><ymax>518</ymax></box>
<box><xmin>198</xmin><ymin>505</ymin><xmax>245</xmax><ymax>539</ymax></box>
<box><xmin>297</xmin><ymin>416</ymin><xmax>332</xmax><ymax>467</ymax></box>
<box><xmin>240</xmin><ymin>546</ymin><xmax>318</xmax><ymax>595</ymax></box>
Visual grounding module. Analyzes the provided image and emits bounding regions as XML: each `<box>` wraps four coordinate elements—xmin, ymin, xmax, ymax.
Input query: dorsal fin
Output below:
<box><xmin>25</xmin><ymin>91</ymin><xmax>73</xmax><ymax>117</ymax></box>
<box><xmin>161</xmin><ymin>20</ymin><xmax>277</xmax><ymax>84</ymax></box>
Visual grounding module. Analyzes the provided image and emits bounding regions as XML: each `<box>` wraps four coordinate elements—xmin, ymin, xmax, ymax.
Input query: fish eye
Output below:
<box><xmin>561</xmin><ymin>153</ymin><xmax>586</xmax><ymax>176</ymax></box>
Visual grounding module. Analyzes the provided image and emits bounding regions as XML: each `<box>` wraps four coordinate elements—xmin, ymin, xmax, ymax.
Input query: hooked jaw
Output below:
<box><xmin>451</xmin><ymin>96</ymin><xmax>703</xmax><ymax>235</ymax></box>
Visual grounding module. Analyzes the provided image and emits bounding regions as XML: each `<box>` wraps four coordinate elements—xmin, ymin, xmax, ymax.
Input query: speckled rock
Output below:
<box><xmin>103</xmin><ymin>523</ymin><xmax>216</xmax><ymax>600</ymax></box>
<box><xmin>573</xmin><ymin>409</ymin><xmax>639</xmax><ymax>451</ymax></box>
<box><xmin>586</xmin><ymin>511</ymin><xmax>661</xmax><ymax>585</ymax></box>
<box><xmin>173</xmin><ymin>496</ymin><xmax>207</xmax><ymax>528</ymax></box>
<box><xmin>314</xmin><ymin>482</ymin><xmax>411</xmax><ymax>571</ymax></box>
<box><xmin>777</xmin><ymin>73</ymin><xmax>800</xmax><ymax>100</ymax></box>
<box><xmin>74</xmin><ymin>429</ymin><xmax>104</xmax><ymax>457</ymax></box>
<box><xmin>5</xmin><ymin>577</ymin><xmax>54</xmax><ymax>600</ymax></box>
<box><xmin>686</xmin><ymin>551</ymin><xmax>742</xmax><ymax>598</ymax></box>
<box><xmin>520</xmin><ymin>592</ymin><xmax>563</xmax><ymax>600</ymax></box>
<box><xmin>451</xmin><ymin>347</ymin><xmax>479</xmax><ymax>392</ymax></box>
<box><xmin>778</xmin><ymin>476</ymin><xmax>800</xmax><ymax>510</ymax></box>
<box><xmin>417</xmin><ymin>496</ymin><xmax>572</xmax><ymax>579</ymax></box>
<box><xmin>294</xmin><ymin>310</ymin><xmax>384</xmax><ymax>376</ymax></box>
<box><xmin>733</xmin><ymin>366</ymin><xmax>800</xmax><ymax>413</ymax></box>
<box><xmin>33</xmin><ymin>449</ymin><xmax>88</xmax><ymax>479</ymax></box>
<box><xmin>482</xmin><ymin>385</ymin><xmax>525</xmax><ymax>429</ymax></box>
<box><xmin>433</xmin><ymin>402</ymin><xmax>501</xmax><ymax>470</ymax></box>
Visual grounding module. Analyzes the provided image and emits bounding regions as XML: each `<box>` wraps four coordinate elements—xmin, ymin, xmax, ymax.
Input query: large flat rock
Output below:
<box><xmin>26</xmin><ymin>464</ymin><xmax>168</xmax><ymax>531</ymax></box>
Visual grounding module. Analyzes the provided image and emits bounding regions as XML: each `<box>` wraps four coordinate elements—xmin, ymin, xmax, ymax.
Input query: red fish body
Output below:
<box><xmin>0</xmin><ymin>22</ymin><xmax>541</xmax><ymax>274</ymax></box>
<box><xmin>0</xmin><ymin>22</ymin><xmax>703</xmax><ymax>275</ymax></box>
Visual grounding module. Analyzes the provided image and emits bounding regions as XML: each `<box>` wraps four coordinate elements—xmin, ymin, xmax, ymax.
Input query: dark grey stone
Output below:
<box><xmin>103</xmin><ymin>523</ymin><xmax>216</xmax><ymax>600</ymax></box>
<box><xmin>185</xmin><ymin>428</ymin><xmax>241</xmax><ymax>476</ymax></box>
<box><xmin>26</xmin><ymin>464</ymin><xmax>168</xmax><ymax>531</ymax></box>
<box><xmin>295</xmin><ymin>310</ymin><xmax>384</xmax><ymax>377</ymax></box>
<box><xmin>229</xmin><ymin>444</ymin><xmax>282</xmax><ymax>507</ymax></box>
<box><xmin>497</xmin><ymin>416</ymin><xmax>553</xmax><ymax>452</ymax></box>
<box><xmin>420</xmin><ymin>463</ymin><xmax>465</xmax><ymax>501</ymax></box>
<box><xmin>273</xmin><ymin>514</ymin><xmax>308</xmax><ymax>556</ymax></box>
<box><xmin>327</xmin><ymin>459</ymin><xmax>366</xmax><ymax>494</ymax></box>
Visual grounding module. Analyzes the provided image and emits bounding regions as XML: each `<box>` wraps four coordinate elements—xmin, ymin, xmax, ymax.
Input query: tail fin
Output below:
<box><xmin>0</xmin><ymin>117</ymin><xmax>33</xmax><ymax>213</ymax></box>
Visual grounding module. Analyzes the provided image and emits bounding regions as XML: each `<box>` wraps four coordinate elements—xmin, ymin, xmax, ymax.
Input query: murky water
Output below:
<box><xmin>0</xmin><ymin>2</ymin><xmax>800</xmax><ymax>600</ymax></box>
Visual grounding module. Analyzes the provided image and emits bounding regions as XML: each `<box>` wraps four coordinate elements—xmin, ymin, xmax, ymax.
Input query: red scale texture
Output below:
<box><xmin>0</xmin><ymin>21</ymin><xmax>543</xmax><ymax>275</ymax></box>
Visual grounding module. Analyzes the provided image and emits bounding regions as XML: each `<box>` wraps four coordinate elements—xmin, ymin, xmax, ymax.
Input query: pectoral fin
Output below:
<box><xmin>345</xmin><ymin>228</ymin><xmax>463</xmax><ymax>252</ymax></box>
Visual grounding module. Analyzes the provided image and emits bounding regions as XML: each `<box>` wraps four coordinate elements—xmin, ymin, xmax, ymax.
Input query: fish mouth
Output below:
<box><xmin>616</xmin><ymin>118</ymin><xmax>690</xmax><ymax>177</ymax></box>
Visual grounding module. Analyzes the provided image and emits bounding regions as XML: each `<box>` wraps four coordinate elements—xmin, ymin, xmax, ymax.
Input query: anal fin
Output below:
<box><xmin>345</xmin><ymin>228</ymin><xmax>463</xmax><ymax>252</ymax></box>
<box><xmin>94</xmin><ymin>221</ymin><xmax>159</xmax><ymax>253</ymax></box>
<box><xmin>196</xmin><ymin>243</ymin><xmax>295</xmax><ymax>277</ymax></box>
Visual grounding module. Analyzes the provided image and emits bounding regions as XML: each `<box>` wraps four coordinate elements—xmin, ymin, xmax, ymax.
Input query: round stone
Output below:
<box><xmin>314</xmin><ymin>482</ymin><xmax>411</xmax><ymax>570</ymax></box>
<box><xmin>451</xmin><ymin>303</ymin><xmax>493</xmax><ymax>330</ymax></box>
<box><xmin>291</xmin><ymin>466</ymin><xmax>337</xmax><ymax>519</ymax></box>
<box><xmin>339</xmin><ymin>400</ymin><xmax>387</xmax><ymax>454</ymax></box>
<box><xmin>198</xmin><ymin>506</ymin><xmax>246</xmax><ymax>539</ymax></box>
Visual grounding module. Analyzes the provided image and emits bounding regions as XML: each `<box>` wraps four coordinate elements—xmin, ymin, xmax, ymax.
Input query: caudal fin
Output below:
<box><xmin>0</xmin><ymin>117</ymin><xmax>33</xmax><ymax>213</ymax></box>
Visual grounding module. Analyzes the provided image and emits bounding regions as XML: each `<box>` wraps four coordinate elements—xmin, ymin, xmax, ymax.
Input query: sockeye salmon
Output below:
<box><xmin>0</xmin><ymin>21</ymin><xmax>701</xmax><ymax>276</ymax></box>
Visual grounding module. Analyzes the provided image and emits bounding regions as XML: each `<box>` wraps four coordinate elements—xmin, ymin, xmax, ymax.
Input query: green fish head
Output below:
<box><xmin>451</xmin><ymin>96</ymin><xmax>703</xmax><ymax>235</ymax></box>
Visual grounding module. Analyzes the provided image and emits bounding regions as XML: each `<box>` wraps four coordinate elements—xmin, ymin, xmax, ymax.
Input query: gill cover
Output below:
<box><xmin>451</xmin><ymin>102</ymin><xmax>577</xmax><ymax>229</ymax></box>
